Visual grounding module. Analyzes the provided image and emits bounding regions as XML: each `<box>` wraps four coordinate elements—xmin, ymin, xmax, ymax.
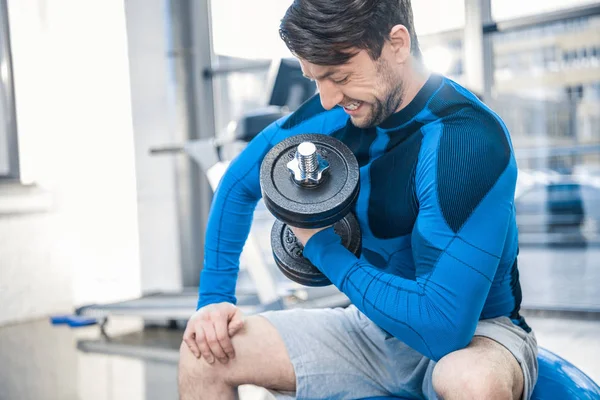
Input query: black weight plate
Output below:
<box><xmin>260</xmin><ymin>134</ymin><xmax>360</xmax><ymax>229</ymax></box>
<box><xmin>271</xmin><ymin>213</ymin><xmax>362</xmax><ymax>287</ymax></box>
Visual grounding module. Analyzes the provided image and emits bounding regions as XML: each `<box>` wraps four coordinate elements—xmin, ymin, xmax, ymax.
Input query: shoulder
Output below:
<box><xmin>420</xmin><ymin>78</ymin><xmax>512</xmax><ymax>163</ymax></box>
<box><xmin>415</xmin><ymin>81</ymin><xmax>517</xmax><ymax>231</ymax></box>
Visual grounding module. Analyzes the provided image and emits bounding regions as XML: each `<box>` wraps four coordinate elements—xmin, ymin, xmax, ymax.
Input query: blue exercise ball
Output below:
<box><xmin>531</xmin><ymin>347</ymin><xmax>600</xmax><ymax>399</ymax></box>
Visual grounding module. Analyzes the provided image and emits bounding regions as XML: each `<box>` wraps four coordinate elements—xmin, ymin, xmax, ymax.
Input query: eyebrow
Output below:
<box><xmin>303</xmin><ymin>70</ymin><xmax>339</xmax><ymax>81</ymax></box>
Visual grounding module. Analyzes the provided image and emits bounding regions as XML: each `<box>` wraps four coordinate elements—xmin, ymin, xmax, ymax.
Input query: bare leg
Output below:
<box><xmin>178</xmin><ymin>315</ymin><xmax>296</xmax><ymax>400</ymax></box>
<box><xmin>432</xmin><ymin>336</ymin><xmax>524</xmax><ymax>400</ymax></box>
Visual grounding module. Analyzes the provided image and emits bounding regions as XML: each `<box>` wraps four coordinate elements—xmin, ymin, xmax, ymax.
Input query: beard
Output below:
<box><xmin>350</xmin><ymin>59</ymin><xmax>405</xmax><ymax>129</ymax></box>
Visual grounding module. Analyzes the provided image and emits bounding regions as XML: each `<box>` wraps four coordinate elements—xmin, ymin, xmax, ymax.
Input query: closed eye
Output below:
<box><xmin>332</xmin><ymin>76</ymin><xmax>350</xmax><ymax>85</ymax></box>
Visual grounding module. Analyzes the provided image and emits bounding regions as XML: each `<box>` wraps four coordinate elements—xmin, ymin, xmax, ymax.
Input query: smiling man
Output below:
<box><xmin>178</xmin><ymin>1</ymin><xmax>539</xmax><ymax>399</ymax></box>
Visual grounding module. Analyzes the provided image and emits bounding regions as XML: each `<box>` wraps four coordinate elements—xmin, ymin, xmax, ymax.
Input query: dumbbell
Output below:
<box><xmin>260</xmin><ymin>134</ymin><xmax>362</xmax><ymax>286</ymax></box>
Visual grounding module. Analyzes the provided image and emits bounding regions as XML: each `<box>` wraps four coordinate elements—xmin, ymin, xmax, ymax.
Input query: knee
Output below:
<box><xmin>178</xmin><ymin>341</ymin><xmax>222</xmax><ymax>386</ymax></box>
<box><xmin>432</xmin><ymin>352</ymin><xmax>513</xmax><ymax>400</ymax></box>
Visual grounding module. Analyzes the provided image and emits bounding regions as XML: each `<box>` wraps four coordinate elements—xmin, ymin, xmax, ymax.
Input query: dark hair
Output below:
<box><xmin>279</xmin><ymin>0</ymin><xmax>422</xmax><ymax>66</ymax></box>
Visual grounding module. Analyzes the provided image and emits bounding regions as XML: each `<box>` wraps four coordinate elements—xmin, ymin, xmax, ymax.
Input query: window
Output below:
<box><xmin>492</xmin><ymin>0</ymin><xmax>598</xmax><ymax>21</ymax></box>
<box><xmin>0</xmin><ymin>0</ymin><xmax>18</xmax><ymax>180</ymax></box>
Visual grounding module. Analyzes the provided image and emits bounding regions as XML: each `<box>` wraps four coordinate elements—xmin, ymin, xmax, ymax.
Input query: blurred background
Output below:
<box><xmin>0</xmin><ymin>0</ymin><xmax>598</xmax><ymax>399</ymax></box>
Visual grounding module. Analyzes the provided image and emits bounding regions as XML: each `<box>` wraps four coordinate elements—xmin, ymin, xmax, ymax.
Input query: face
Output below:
<box><xmin>299</xmin><ymin>42</ymin><xmax>406</xmax><ymax>128</ymax></box>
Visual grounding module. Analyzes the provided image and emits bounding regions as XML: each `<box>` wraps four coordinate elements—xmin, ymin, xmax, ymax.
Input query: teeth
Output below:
<box><xmin>345</xmin><ymin>102</ymin><xmax>360</xmax><ymax>111</ymax></box>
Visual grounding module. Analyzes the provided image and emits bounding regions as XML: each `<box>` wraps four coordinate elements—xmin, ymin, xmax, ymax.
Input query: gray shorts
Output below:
<box><xmin>260</xmin><ymin>305</ymin><xmax>538</xmax><ymax>400</ymax></box>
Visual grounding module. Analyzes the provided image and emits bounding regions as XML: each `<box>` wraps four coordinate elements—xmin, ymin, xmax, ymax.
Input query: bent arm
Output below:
<box><xmin>303</xmin><ymin>118</ymin><xmax>517</xmax><ymax>360</ymax></box>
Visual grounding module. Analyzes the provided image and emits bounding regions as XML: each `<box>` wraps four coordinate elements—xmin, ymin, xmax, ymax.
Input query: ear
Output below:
<box><xmin>388</xmin><ymin>24</ymin><xmax>411</xmax><ymax>63</ymax></box>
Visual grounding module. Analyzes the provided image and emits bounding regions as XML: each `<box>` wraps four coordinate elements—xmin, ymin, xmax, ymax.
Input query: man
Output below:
<box><xmin>179</xmin><ymin>0</ymin><xmax>538</xmax><ymax>399</ymax></box>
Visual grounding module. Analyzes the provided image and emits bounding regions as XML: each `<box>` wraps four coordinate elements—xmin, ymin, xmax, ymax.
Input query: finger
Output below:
<box><xmin>194</xmin><ymin>323</ymin><xmax>215</xmax><ymax>364</ymax></box>
<box><xmin>213</xmin><ymin>314</ymin><xmax>235</xmax><ymax>359</ymax></box>
<box><xmin>182</xmin><ymin>329</ymin><xmax>201</xmax><ymax>358</ymax></box>
<box><xmin>228</xmin><ymin>309</ymin><xmax>245</xmax><ymax>336</ymax></box>
<box><xmin>228</xmin><ymin>320</ymin><xmax>244</xmax><ymax>337</ymax></box>
<box><xmin>201</xmin><ymin>319</ymin><xmax>229</xmax><ymax>364</ymax></box>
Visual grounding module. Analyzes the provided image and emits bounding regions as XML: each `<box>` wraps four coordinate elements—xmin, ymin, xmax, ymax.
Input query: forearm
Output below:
<box><xmin>197</xmin><ymin>134</ymin><xmax>273</xmax><ymax>309</ymax></box>
<box><xmin>303</xmin><ymin>229</ymin><xmax>488</xmax><ymax>360</ymax></box>
<box><xmin>198</xmin><ymin>175</ymin><xmax>261</xmax><ymax>308</ymax></box>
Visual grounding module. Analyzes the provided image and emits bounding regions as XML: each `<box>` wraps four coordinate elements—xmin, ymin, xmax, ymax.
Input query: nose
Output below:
<box><xmin>317</xmin><ymin>80</ymin><xmax>343</xmax><ymax>111</ymax></box>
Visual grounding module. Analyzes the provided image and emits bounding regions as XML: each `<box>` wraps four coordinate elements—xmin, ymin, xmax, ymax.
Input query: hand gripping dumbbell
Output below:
<box><xmin>260</xmin><ymin>134</ymin><xmax>362</xmax><ymax>286</ymax></box>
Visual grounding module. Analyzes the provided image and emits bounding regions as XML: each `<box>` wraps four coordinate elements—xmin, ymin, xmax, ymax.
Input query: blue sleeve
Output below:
<box><xmin>196</xmin><ymin>122</ymin><xmax>280</xmax><ymax>309</ymax></box>
<box><xmin>303</xmin><ymin>114</ymin><xmax>517</xmax><ymax>360</ymax></box>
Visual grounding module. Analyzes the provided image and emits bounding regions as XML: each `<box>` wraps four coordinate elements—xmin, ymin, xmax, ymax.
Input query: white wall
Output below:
<box><xmin>0</xmin><ymin>0</ymin><xmax>142</xmax><ymax>325</ymax></box>
<box><xmin>0</xmin><ymin>212</ymin><xmax>73</xmax><ymax>326</ymax></box>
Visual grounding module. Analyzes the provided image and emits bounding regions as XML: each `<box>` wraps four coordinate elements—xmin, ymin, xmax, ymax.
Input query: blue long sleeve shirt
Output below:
<box><xmin>197</xmin><ymin>74</ymin><xmax>529</xmax><ymax>361</ymax></box>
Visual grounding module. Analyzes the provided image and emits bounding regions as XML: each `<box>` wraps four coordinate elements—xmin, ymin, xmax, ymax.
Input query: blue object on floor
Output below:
<box><xmin>50</xmin><ymin>315</ymin><xmax>98</xmax><ymax>327</ymax></box>
<box><xmin>361</xmin><ymin>347</ymin><xmax>600</xmax><ymax>400</ymax></box>
<box><xmin>49</xmin><ymin>315</ymin><xmax>72</xmax><ymax>325</ymax></box>
<box><xmin>66</xmin><ymin>316</ymin><xmax>97</xmax><ymax>327</ymax></box>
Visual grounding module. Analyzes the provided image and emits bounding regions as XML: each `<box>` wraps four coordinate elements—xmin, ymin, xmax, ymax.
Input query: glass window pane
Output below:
<box><xmin>489</xmin><ymin>15</ymin><xmax>600</xmax><ymax>247</ymax></box>
<box><xmin>211</xmin><ymin>55</ymin><xmax>271</xmax><ymax>136</ymax></box>
<box><xmin>0</xmin><ymin>1</ymin><xmax>12</xmax><ymax>177</ymax></box>
<box><xmin>413</xmin><ymin>0</ymin><xmax>464</xmax><ymax>35</ymax></box>
<box><xmin>492</xmin><ymin>0</ymin><xmax>598</xmax><ymax>21</ymax></box>
<box><xmin>0</xmin><ymin>102</ymin><xmax>9</xmax><ymax>175</ymax></box>
<box><xmin>210</xmin><ymin>0</ymin><xmax>293</xmax><ymax>59</ymax></box>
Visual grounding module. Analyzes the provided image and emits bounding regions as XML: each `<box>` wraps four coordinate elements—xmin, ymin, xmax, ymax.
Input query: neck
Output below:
<box><xmin>395</xmin><ymin>59</ymin><xmax>430</xmax><ymax>113</ymax></box>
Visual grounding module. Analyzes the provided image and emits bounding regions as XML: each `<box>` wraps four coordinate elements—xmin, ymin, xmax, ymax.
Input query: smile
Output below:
<box><xmin>342</xmin><ymin>101</ymin><xmax>363</xmax><ymax>114</ymax></box>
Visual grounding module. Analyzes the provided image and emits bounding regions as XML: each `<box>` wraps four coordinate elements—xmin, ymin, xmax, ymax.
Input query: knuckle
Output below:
<box><xmin>199</xmin><ymin>312</ymin><xmax>210</xmax><ymax>321</ymax></box>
